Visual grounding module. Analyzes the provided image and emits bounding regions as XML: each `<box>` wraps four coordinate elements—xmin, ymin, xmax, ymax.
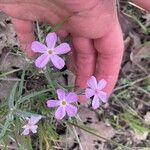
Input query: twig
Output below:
<box><xmin>134</xmin><ymin>85</ymin><xmax>150</xmax><ymax>97</ymax></box>
<box><xmin>67</xmin><ymin>121</ymin><xmax>133</xmax><ymax>150</ymax></box>
<box><xmin>68</xmin><ymin>118</ymin><xmax>84</xmax><ymax>150</ymax></box>
<box><xmin>0</xmin><ymin>144</ymin><xmax>19</xmax><ymax>150</ymax></box>
<box><xmin>128</xmin><ymin>2</ymin><xmax>145</xmax><ymax>11</ymax></box>
<box><xmin>0</xmin><ymin>78</ymin><xmax>21</xmax><ymax>81</ymax></box>
<box><xmin>114</xmin><ymin>75</ymin><xmax>150</xmax><ymax>92</ymax></box>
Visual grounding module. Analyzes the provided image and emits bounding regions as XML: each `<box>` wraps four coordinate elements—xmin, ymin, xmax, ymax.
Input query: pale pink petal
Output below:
<box><xmin>28</xmin><ymin>116</ymin><xmax>42</xmax><ymax>125</ymax></box>
<box><xmin>30</xmin><ymin>125</ymin><xmax>38</xmax><ymax>133</ymax></box>
<box><xmin>98</xmin><ymin>79</ymin><xmax>107</xmax><ymax>90</ymax></box>
<box><xmin>85</xmin><ymin>88</ymin><xmax>95</xmax><ymax>98</ymax></box>
<box><xmin>54</xmin><ymin>43</ymin><xmax>71</xmax><ymax>55</ymax></box>
<box><xmin>98</xmin><ymin>91</ymin><xmax>107</xmax><ymax>103</ymax></box>
<box><xmin>66</xmin><ymin>104</ymin><xmax>77</xmax><ymax>117</ymax></box>
<box><xmin>92</xmin><ymin>95</ymin><xmax>101</xmax><ymax>109</ymax></box>
<box><xmin>35</xmin><ymin>53</ymin><xmax>50</xmax><ymax>68</ymax></box>
<box><xmin>57</xmin><ymin>89</ymin><xmax>66</xmax><ymax>100</ymax></box>
<box><xmin>31</xmin><ymin>41</ymin><xmax>47</xmax><ymax>53</ymax></box>
<box><xmin>66</xmin><ymin>92</ymin><xmax>78</xmax><ymax>103</ymax></box>
<box><xmin>50</xmin><ymin>55</ymin><xmax>65</xmax><ymax>69</ymax></box>
<box><xmin>47</xmin><ymin>100</ymin><xmax>60</xmax><ymax>107</ymax></box>
<box><xmin>46</xmin><ymin>32</ymin><xmax>57</xmax><ymax>48</ymax></box>
<box><xmin>22</xmin><ymin>128</ymin><xmax>30</xmax><ymax>135</ymax></box>
<box><xmin>87</xmin><ymin>76</ymin><xmax>97</xmax><ymax>90</ymax></box>
<box><xmin>55</xmin><ymin>106</ymin><xmax>66</xmax><ymax>120</ymax></box>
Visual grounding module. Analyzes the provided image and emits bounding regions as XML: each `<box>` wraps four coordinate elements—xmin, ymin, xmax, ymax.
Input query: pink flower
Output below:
<box><xmin>22</xmin><ymin>115</ymin><xmax>42</xmax><ymax>135</ymax></box>
<box><xmin>85</xmin><ymin>76</ymin><xmax>107</xmax><ymax>109</ymax></box>
<box><xmin>47</xmin><ymin>89</ymin><xmax>78</xmax><ymax>120</ymax></box>
<box><xmin>31</xmin><ymin>32</ymin><xmax>71</xmax><ymax>69</ymax></box>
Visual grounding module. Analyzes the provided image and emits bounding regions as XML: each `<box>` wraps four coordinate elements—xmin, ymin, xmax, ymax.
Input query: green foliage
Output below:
<box><xmin>120</xmin><ymin>112</ymin><xmax>150</xmax><ymax>134</ymax></box>
<box><xmin>0</xmin><ymin>68</ymin><xmax>58</xmax><ymax>148</ymax></box>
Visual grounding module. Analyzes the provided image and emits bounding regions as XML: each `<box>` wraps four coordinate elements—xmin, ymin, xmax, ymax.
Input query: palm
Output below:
<box><xmin>0</xmin><ymin>0</ymin><xmax>124</xmax><ymax>101</ymax></box>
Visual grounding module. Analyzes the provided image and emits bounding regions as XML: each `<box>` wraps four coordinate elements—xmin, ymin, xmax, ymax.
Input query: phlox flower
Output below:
<box><xmin>22</xmin><ymin>115</ymin><xmax>42</xmax><ymax>135</ymax></box>
<box><xmin>31</xmin><ymin>32</ymin><xmax>71</xmax><ymax>69</ymax></box>
<box><xmin>85</xmin><ymin>76</ymin><xmax>107</xmax><ymax>109</ymax></box>
<box><xmin>47</xmin><ymin>89</ymin><xmax>78</xmax><ymax>120</ymax></box>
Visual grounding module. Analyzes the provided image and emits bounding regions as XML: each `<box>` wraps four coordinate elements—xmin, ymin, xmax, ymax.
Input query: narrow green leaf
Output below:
<box><xmin>0</xmin><ymin>120</ymin><xmax>10</xmax><ymax>141</ymax></box>
<box><xmin>15</xmin><ymin>109</ymin><xmax>40</xmax><ymax>118</ymax></box>
<box><xmin>16</xmin><ymin>89</ymin><xmax>50</xmax><ymax>106</ymax></box>
<box><xmin>0</xmin><ymin>69</ymin><xmax>21</xmax><ymax>77</ymax></box>
<box><xmin>18</xmin><ymin>69</ymin><xmax>25</xmax><ymax>97</ymax></box>
<box><xmin>8</xmin><ymin>82</ymin><xmax>18</xmax><ymax>110</ymax></box>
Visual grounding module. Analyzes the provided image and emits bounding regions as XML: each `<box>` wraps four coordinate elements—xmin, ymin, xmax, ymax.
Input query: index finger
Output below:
<box><xmin>94</xmin><ymin>23</ymin><xmax>124</xmax><ymax>96</ymax></box>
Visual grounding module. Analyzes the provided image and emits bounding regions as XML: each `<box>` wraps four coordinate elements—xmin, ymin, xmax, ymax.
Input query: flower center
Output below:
<box><xmin>48</xmin><ymin>49</ymin><xmax>53</xmax><ymax>54</ymax></box>
<box><xmin>95</xmin><ymin>89</ymin><xmax>99</xmax><ymax>95</ymax></box>
<box><xmin>26</xmin><ymin>123</ymin><xmax>32</xmax><ymax>129</ymax></box>
<box><xmin>61</xmin><ymin>99</ymin><xmax>67</xmax><ymax>106</ymax></box>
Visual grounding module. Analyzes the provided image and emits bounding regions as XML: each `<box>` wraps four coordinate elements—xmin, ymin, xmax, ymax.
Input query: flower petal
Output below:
<box><xmin>66</xmin><ymin>104</ymin><xmax>77</xmax><ymax>117</ymax></box>
<box><xmin>98</xmin><ymin>79</ymin><xmax>107</xmax><ymax>90</ymax></box>
<box><xmin>28</xmin><ymin>115</ymin><xmax>42</xmax><ymax>125</ymax></box>
<box><xmin>35</xmin><ymin>53</ymin><xmax>50</xmax><ymax>68</ymax></box>
<box><xmin>54</xmin><ymin>43</ymin><xmax>71</xmax><ymax>55</ymax></box>
<box><xmin>31</xmin><ymin>41</ymin><xmax>47</xmax><ymax>53</ymax></box>
<box><xmin>92</xmin><ymin>95</ymin><xmax>101</xmax><ymax>109</ymax></box>
<box><xmin>47</xmin><ymin>100</ymin><xmax>60</xmax><ymax>107</ymax></box>
<box><xmin>30</xmin><ymin>125</ymin><xmax>38</xmax><ymax>134</ymax></box>
<box><xmin>55</xmin><ymin>106</ymin><xmax>66</xmax><ymax>120</ymax></box>
<box><xmin>22</xmin><ymin>128</ymin><xmax>30</xmax><ymax>135</ymax></box>
<box><xmin>98</xmin><ymin>91</ymin><xmax>107</xmax><ymax>103</ymax></box>
<box><xmin>50</xmin><ymin>55</ymin><xmax>65</xmax><ymax>69</ymax></box>
<box><xmin>85</xmin><ymin>88</ymin><xmax>95</xmax><ymax>98</ymax></box>
<box><xmin>87</xmin><ymin>76</ymin><xmax>97</xmax><ymax>90</ymax></box>
<box><xmin>57</xmin><ymin>89</ymin><xmax>66</xmax><ymax>100</ymax></box>
<box><xmin>66</xmin><ymin>92</ymin><xmax>78</xmax><ymax>103</ymax></box>
<box><xmin>46</xmin><ymin>32</ymin><xmax>57</xmax><ymax>48</ymax></box>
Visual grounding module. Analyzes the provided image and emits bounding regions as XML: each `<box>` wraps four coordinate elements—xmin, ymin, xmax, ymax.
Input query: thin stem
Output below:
<box><xmin>114</xmin><ymin>75</ymin><xmax>150</xmax><ymax>92</ymax></box>
<box><xmin>68</xmin><ymin>118</ymin><xmax>84</xmax><ymax>150</ymax></box>
<box><xmin>44</xmin><ymin>68</ymin><xmax>56</xmax><ymax>92</ymax></box>
<box><xmin>67</xmin><ymin>121</ymin><xmax>133</xmax><ymax>150</ymax></box>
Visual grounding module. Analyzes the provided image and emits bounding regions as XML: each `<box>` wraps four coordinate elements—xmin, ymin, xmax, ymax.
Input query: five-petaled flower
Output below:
<box><xmin>31</xmin><ymin>32</ymin><xmax>71</xmax><ymax>69</ymax></box>
<box><xmin>22</xmin><ymin>115</ymin><xmax>42</xmax><ymax>135</ymax></box>
<box><xmin>85</xmin><ymin>76</ymin><xmax>107</xmax><ymax>109</ymax></box>
<box><xmin>47</xmin><ymin>89</ymin><xmax>78</xmax><ymax>120</ymax></box>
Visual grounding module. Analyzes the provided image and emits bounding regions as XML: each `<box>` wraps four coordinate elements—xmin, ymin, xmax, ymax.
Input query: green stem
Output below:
<box><xmin>44</xmin><ymin>68</ymin><xmax>56</xmax><ymax>92</ymax></box>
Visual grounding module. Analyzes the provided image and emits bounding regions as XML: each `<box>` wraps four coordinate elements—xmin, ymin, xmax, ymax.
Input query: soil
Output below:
<box><xmin>0</xmin><ymin>1</ymin><xmax>150</xmax><ymax>150</ymax></box>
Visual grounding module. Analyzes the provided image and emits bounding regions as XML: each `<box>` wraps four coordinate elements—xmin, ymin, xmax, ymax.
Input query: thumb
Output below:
<box><xmin>12</xmin><ymin>18</ymin><xmax>35</xmax><ymax>58</ymax></box>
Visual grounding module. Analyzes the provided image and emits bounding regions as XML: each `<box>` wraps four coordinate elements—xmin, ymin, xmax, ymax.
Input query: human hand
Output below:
<box><xmin>0</xmin><ymin>0</ymin><xmax>124</xmax><ymax>101</ymax></box>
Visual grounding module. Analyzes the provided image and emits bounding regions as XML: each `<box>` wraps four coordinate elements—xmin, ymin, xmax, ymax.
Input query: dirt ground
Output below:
<box><xmin>0</xmin><ymin>1</ymin><xmax>150</xmax><ymax>150</ymax></box>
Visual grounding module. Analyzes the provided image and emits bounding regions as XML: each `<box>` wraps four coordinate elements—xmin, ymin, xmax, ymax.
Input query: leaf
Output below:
<box><xmin>8</xmin><ymin>82</ymin><xmax>18</xmax><ymax>110</ymax></box>
<box><xmin>18</xmin><ymin>69</ymin><xmax>25</xmax><ymax>97</ymax></box>
<box><xmin>0</xmin><ymin>119</ymin><xmax>10</xmax><ymax>140</ymax></box>
<box><xmin>121</xmin><ymin>112</ymin><xmax>149</xmax><ymax>134</ymax></box>
<box><xmin>16</xmin><ymin>89</ymin><xmax>50</xmax><ymax>106</ymax></box>
<box><xmin>14</xmin><ymin>109</ymin><xmax>40</xmax><ymax>118</ymax></box>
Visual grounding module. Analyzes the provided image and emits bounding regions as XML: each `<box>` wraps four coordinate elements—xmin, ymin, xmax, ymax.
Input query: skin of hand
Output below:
<box><xmin>0</xmin><ymin>0</ymin><xmax>136</xmax><ymax>102</ymax></box>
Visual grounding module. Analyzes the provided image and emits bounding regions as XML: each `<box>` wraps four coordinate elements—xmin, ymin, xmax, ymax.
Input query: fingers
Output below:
<box><xmin>12</xmin><ymin>18</ymin><xmax>35</xmax><ymax>58</ymax></box>
<box><xmin>72</xmin><ymin>36</ymin><xmax>96</xmax><ymax>102</ymax></box>
<box><xmin>94</xmin><ymin>23</ymin><xmax>124</xmax><ymax>96</ymax></box>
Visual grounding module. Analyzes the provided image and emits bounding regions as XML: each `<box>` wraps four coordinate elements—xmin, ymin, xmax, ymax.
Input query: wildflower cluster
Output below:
<box><xmin>22</xmin><ymin>32</ymin><xmax>107</xmax><ymax>135</ymax></box>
